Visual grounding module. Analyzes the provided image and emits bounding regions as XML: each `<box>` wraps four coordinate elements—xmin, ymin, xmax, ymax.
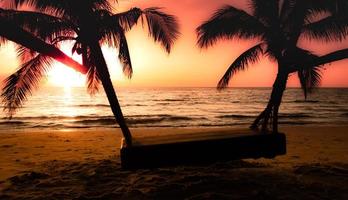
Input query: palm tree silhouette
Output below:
<box><xmin>0</xmin><ymin>17</ymin><xmax>87</xmax><ymax>74</ymax></box>
<box><xmin>197</xmin><ymin>0</ymin><xmax>348</xmax><ymax>133</ymax></box>
<box><xmin>0</xmin><ymin>0</ymin><xmax>179</xmax><ymax>145</ymax></box>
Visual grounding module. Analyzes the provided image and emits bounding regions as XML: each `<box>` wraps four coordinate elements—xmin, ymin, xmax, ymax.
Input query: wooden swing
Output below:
<box><xmin>120</xmin><ymin>128</ymin><xmax>286</xmax><ymax>169</ymax></box>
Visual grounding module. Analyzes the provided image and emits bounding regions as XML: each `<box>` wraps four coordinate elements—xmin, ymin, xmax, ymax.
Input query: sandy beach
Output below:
<box><xmin>0</xmin><ymin>126</ymin><xmax>347</xmax><ymax>199</ymax></box>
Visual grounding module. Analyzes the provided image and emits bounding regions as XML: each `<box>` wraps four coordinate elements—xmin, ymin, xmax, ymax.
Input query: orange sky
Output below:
<box><xmin>0</xmin><ymin>0</ymin><xmax>347</xmax><ymax>88</ymax></box>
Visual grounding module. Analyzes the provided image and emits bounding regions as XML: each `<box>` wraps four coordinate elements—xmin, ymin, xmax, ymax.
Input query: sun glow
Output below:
<box><xmin>46</xmin><ymin>43</ymin><xmax>126</xmax><ymax>88</ymax></box>
<box><xmin>48</xmin><ymin>62</ymin><xmax>86</xmax><ymax>88</ymax></box>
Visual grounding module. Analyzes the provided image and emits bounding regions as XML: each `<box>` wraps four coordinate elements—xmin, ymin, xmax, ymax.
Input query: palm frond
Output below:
<box><xmin>0</xmin><ymin>9</ymin><xmax>77</xmax><ymax>43</ymax></box>
<box><xmin>1</xmin><ymin>54</ymin><xmax>52</xmax><ymax>117</ymax></box>
<box><xmin>306</xmin><ymin>0</ymin><xmax>345</xmax><ymax>14</ymax></box>
<box><xmin>99</xmin><ymin>26</ymin><xmax>121</xmax><ymax>48</ymax></box>
<box><xmin>142</xmin><ymin>7</ymin><xmax>179</xmax><ymax>53</ymax></box>
<box><xmin>71</xmin><ymin>41</ymin><xmax>78</xmax><ymax>55</ymax></box>
<box><xmin>98</xmin><ymin>14</ymin><xmax>133</xmax><ymax>78</ymax></box>
<box><xmin>217</xmin><ymin>43</ymin><xmax>264</xmax><ymax>89</ymax></box>
<box><xmin>0</xmin><ymin>35</ymin><xmax>7</xmax><ymax>47</ymax></box>
<box><xmin>16</xmin><ymin>45</ymin><xmax>36</xmax><ymax>62</ymax></box>
<box><xmin>0</xmin><ymin>17</ymin><xmax>88</xmax><ymax>74</ymax></box>
<box><xmin>10</xmin><ymin>0</ymin><xmax>113</xmax><ymax>17</ymax></box>
<box><xmin>100</xmin><ymin>7</ymin><xmax>149</xmax><ymax>49</ymax></box>
<box><xmin>336</xmin><ymin>0</ymin><xmax>348</xmax><ymax>15</ymax></box>
<box><xmin>118</xmin><ymin>29</ymin><xmax>132</xmax><ymax>78</ymax></box>
<box><xmin>291</xmin><ymin>48</ymin><xmax>321</xmax><ymax>99</ymax></box>
<box><xmin>280</xmin><ymin>1</ymin><xmax>308</xmax><ymax>39</ymax></box>
<box><xmin>51</xmin><ymin>36</ymin><xmax>76</xmax><ymax>44</ymax></box>
<box><xmin>281</xmin><ymin>1</ymin><xmax>309</xmax><ymax>35</ymax></box>
<box><xmin>302</xmin><ymin>15</ymin><xmax>348</xmax><ymax>42</ymax></box>
<box><xmin>196</xmin><ymin>5</ymin><xmax>265</xmax><ymax>48</ymax></box>
<box><xmin>250</xmin><ymin>0</ymin><xmax>280</xmax><ymax>27</ymax></box>
<box><xmin>98</xmin><ymin>10</ymin><xmax>123</xmax><ymax>47</ymax></box>
<box><xmin>86</xmin><ymin>65</ymin><xmax>101</xmax><ymax>96</ymax></box>
<box><xmin>111</xmin><ymin>7</ymin><xmax>142</xmax><ymax>31</ymax></box>
<box><xmin>279</xmin><ymin>0</ymin><xmax>297</xmax><ymax>21</ymax></box>
<box><xmin>84</xmin><ymin>47</ymin><xmax>101</xmax><ymax>96</ymax></box>
<box><xmin>298</xmin><ymin>66</ymin><xmax>322</xmax><ymax>99</ymax></box>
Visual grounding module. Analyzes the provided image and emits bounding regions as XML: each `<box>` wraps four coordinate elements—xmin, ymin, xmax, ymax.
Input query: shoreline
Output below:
<box><xmin>2</xmin><ymin>122</ymin><xmax>348</xmax><ymax>132</ymax></box>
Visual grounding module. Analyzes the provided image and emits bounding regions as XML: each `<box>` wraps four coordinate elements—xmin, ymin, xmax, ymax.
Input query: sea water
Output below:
<box><xmin>0</xmin><ymin>87</ymin><xmax>347</xmax><ymax>130</ymax></box>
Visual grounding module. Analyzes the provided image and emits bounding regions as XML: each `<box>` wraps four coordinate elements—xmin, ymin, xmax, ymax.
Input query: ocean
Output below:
<box><xmin>0</xmin><ymin>87</ymin><xmax>347</xmax><ymax>130</ymax></box>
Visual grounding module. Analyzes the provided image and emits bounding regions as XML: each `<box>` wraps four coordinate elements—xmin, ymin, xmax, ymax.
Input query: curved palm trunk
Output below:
<box><xmin>289</xmin><ymin>48</ymin><xmax>348</xmax><ymax>74</ymax></box>
<box><xmin>88</xmin><ymin>41</ymin><xmax>132</xmax><ymax>146</ymax></box>
<box><xmin>253</xmin><ymin>48</ymin><xmax>348</xmax><ymax>133</ymax></box>
<box><xmin>251</xmin><ymin>65</ymin><xmax>289</xmax><ymax>133</ymax></box>
<box><xmin>309</xmin><ymin>48</ymin><xmax>348</xmax><ymax>68</ymax></box>
<box><xmin>0</xmin><ymin>18</ymin><xmax>88</xmax><ymax>74</ymax></box>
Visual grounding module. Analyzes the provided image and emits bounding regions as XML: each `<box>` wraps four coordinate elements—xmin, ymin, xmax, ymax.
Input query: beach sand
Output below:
<box><xmin>0</xmin><ymin>126</ymin><xmax>347</xmax><ymax>199</ymax></box>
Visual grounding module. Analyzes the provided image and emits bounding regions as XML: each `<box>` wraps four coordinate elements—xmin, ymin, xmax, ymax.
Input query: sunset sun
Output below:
<box><xmin>46</xmin><ymin>44</ymin><xmax>125</xmax><ymax>88</ymax></box>
<box><xmin>48</xmin><ymin>62</ymin><xmax>86</xmax><ymax>88</ymax></box>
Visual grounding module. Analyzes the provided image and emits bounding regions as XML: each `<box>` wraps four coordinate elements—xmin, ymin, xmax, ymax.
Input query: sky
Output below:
<box><xmin>0</xmin><ymin>0</ymin><xmax>347</xmax><ymax>88</ymax></box>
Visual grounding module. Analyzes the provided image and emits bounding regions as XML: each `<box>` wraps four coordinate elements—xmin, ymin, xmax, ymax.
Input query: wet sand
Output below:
<box><xmin>0</xmin><ymin>126</ymin><xmax>347</xmax><ymax>199</ymax></box>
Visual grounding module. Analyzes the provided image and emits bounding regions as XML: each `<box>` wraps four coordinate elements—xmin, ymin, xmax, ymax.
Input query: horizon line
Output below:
<box><xmin>39</xmin><ymin>85</ymin><xmax>348</xmax><ymax>89</ymax></box>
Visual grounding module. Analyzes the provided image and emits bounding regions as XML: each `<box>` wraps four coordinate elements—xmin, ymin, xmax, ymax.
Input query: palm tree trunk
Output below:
<box><xmin>75</xmin><ymin>7</ymin><xmax>133</xmax><ymax>145</ymax></box>
<box><xmin>251</xmin><ymin>69</ymin><xmax>288</xmax><ymax>133</ymax></box>
<box><xmin>252</xmin><ymin>48</ymin><xmax>348</xmax><ymax>132</ymax></box>
<box><xmin>0</xmin><ymin>18</ymin><xmax>88</xmax><ymax>74</ymax></box>
<box><xmin>289</xmin><ymin>48</ymin><xmax>348</xmax><ymax>73</ymax></box>
<box><xmin>88</xmin><ymin>41</ymin><xmax>133</xmax><ymax>146</ymax></box>
<box><xmin>309</xmin><ymin>48</ymin><xmax>348</xmax><ymax>67</ymax></box>
<box><xmin>270</xmin><ymin>71</ymin><xmax>288</xmax><ymax>133</ymax></box>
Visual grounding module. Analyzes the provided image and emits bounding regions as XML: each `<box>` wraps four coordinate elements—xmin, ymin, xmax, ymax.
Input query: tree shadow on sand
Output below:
<box><xmin>1</xmin><ymin>158</ymin><xmax>348</xmax><ymax>200</ymax></box>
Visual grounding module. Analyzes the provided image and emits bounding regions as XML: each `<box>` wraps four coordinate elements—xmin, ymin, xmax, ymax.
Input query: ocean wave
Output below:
<box><xmin>2</xmin><ymin>115</ymin><xmax>113</xmax><ymax>121</ymax></box>
<box><xmin>30</xmin><ymin>124</ymin><xmax>95</xmax><ymax>129</ymax></box>
<box><xmin>127</xmin><ymin>116</ymin><xmax>194</xmax><ymax>124</ymax></box>
<box><xmin>196</xmin><ymin>122</ymin><xmax>249</xmax><ymax>127</ymax></box>
<box><xmin>74</xmin><ymin>118</ymin><xmax>116</xmax><ymax>125</ymax></box>
<box><xmin>341</xmin><ymin>113</ymin><xmax>348</xmax><ymax>117</ymax></box>
<box><xmin>340</xmin><ymin>108</ymin><xmax>348</xmax><ymax>112</ymax></box>
<box><xmin>7</xmin><ymin>114</ymin><xmax>190</xmax><ymax>121</ymax></box>
<box><xmin>278</xmin><ymin>121</ymin><xmax>316</xmax><ymax>125</ymax></box>
<box><xmin>217</xmin><ymin>115</ymin><xmax>255</xmax><ymax>119</ymax></box>
<box><xmin>123</xmin><ymin>104</ymin><xmax>146</xmax><ymax>107</ymax></box>
<box><xmin>278</xmin><ymin>113</ymin><xmax>311</xmax><ymax>118</ymax></box>
<box><xmin>67</xmin><ymin>115</ymin><xmax>196</xmax><ymax>126</ymax></box>
<box><xmin>216</xmin><ymin>113</ymin><xmax>312</xmax><ymax>120</ymax></box>
<box><xmin>0</xmin><ymin>121</ymin><xmax>26</xmax><ymax>125</ymax></box>
<box><xmin>167</xmin><ymin>116</ymin><xmax>194</xmax><ymax>121</ymax></box>
<box><xmin>153</xmin><ymin>99</ymin><xmax>186</xmax><ymax>102</ymax></box>
<box><xmin>293</xmin><ymin>100</ymin><xmax>320</xmax><ymax>103</ymax></box>
<box><xmin>77</xmin><ymin>104</ymin><xmax>110</xmax><ymax>108</ymax></box>
<box><xmin>128</xmin><ymin>114</ymin><xmax>171</xmax><ymax>118</ymax></box>
<box><xmin>156</xmin><ymin>102</ymin><xmax>170</xmax><ymax>106</ymax></box>
<box><xmin>72</xmin><ymin>117</ymin><xmax>165</xmax><ymax>126</ymax></box>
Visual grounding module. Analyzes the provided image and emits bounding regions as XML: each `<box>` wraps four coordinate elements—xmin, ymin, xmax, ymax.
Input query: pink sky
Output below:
<box><xmin>0</xmin><ymin>0</ymin><xmax>347</xmax><ymax>87</ymax></box>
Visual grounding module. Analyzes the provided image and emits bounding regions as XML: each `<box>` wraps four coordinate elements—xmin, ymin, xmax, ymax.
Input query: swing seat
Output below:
<box><xmin>120</xmin><ymin>129</ymin><xmax>286</xmax><ymax>169</ymax></box>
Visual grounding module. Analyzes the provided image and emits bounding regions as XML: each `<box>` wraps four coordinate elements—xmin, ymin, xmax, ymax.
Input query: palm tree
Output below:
<box><xmin>196</xmin><ymin>0</ymin><xmax>348</xmax><ymax>133</ymax></box>
<box><xmin>0</xmin><ymin>0</ymin><xmax>179</xmax><ymax>146</ymax></box>
<box><xmin>0</xmin><ymin>16</ymin><xmax>87</xmax><ymax>74</ymax></box>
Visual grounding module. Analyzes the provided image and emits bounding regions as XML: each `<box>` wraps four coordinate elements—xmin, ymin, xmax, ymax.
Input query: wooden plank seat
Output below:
<box><xmin>120</xmin><ymin>129</ymin><xmax>286</xmax><ymax>169</ymax></box>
